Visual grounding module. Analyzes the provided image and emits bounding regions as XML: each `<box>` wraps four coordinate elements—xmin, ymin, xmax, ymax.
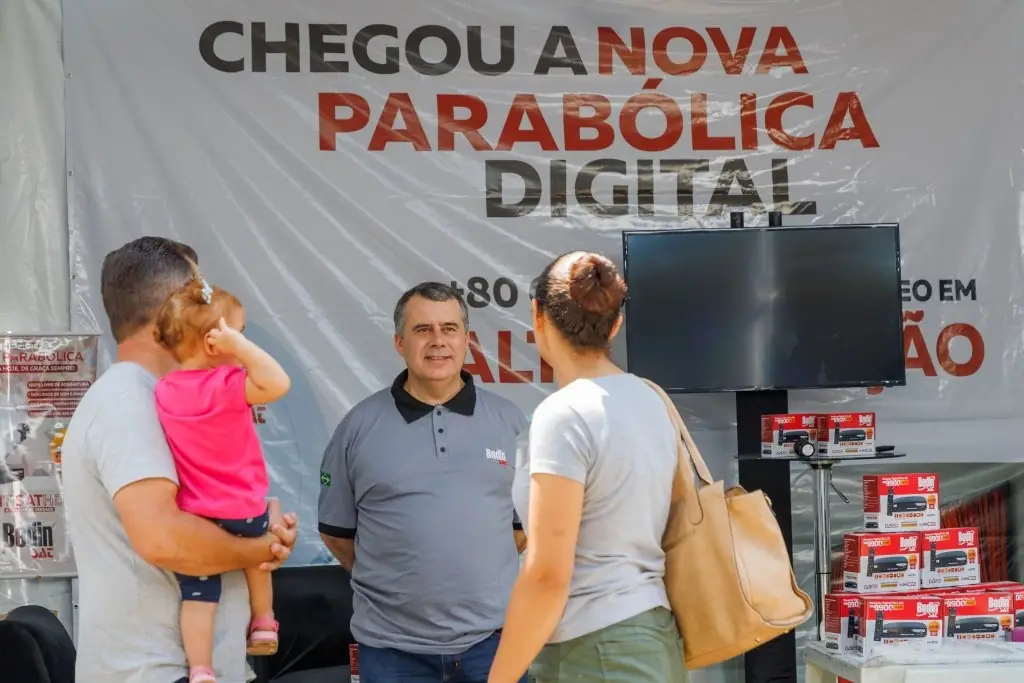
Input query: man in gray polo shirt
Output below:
<box><xmin>319</xmin><ymin>282</ymin><xmax>527</xmax><ymax>683</ymax></box>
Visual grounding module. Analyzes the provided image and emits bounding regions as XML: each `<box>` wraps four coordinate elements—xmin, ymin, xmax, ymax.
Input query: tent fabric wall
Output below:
<box><xmin>0</xmin><ymin>0</ymin><xmax>75</xmax><ymax>643</ymax></box>
<box><xmin>0</xmin><ymin>0</ymin><xmax>68</xmax><ymax>334</ymax></box>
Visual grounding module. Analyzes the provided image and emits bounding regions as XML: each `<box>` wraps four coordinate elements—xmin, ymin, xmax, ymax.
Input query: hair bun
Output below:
<box><xmin>568</xmin><ymin>253</ymin><xmax>626</xmax><ymax>314</ymax></box>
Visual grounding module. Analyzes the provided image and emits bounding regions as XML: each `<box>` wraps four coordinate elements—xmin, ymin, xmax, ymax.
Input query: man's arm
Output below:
<box><xmin>114</xmin><ymin>480</ymin><xmax>294</xmax><ymax>576</ymax></box>
<box><xmin>320</xmin><ymin>534</ymin><xmax>355</xmax><ymax>572</ymax></box>
<box><xmin>513</xmin><ymin>529</ymin><xmax>527</xmax><ymax>554</ymax></box>
<box><xmin>511</xmin><ymin>407</ymin><xmax>529</xmax><ymax>554</ymax></box>
<box><xmin>92</xmin><ymin>385</ymin><xmax>296</xmax><ymax>575</ymax></box>
<box><xmin>318</xmin><ymin>413</ymin><xmax>358</xmax><ymax>571</ymax></box>
<box><xmin>512</xmin><ymin>505</ymin><xmax>527</xmax><ymax>553</ymax></box>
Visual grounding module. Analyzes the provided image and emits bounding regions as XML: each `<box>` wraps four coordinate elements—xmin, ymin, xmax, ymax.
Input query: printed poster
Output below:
<box><xmin>0</xmin><ymin>480</ymin><xmax>75</xmax><ymax>577</ymax></box>
<box><xmin>0</xmin><ymin>335</ymin><xmax>98</xmax><ymax>576</ymax></box>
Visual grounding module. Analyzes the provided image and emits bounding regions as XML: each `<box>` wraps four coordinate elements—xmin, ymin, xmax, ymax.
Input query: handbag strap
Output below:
<box><xmin>641</xmin><ymin>379</ymin><xmax>715</xmax><ymax>511</ymax></box>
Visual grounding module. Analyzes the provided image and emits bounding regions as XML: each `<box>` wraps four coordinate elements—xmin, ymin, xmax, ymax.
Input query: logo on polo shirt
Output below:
<box><xmin>486</xmin><ymin>448</ymin><xmax>508</xmax><ymax>466</ymax></box>
<box><xmin>320</xmin><ymin>471</ymin><xmax>331</xmax><ymax>487</ymax></box>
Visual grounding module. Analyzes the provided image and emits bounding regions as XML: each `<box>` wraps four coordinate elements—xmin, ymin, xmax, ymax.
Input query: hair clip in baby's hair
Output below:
<box><xmin>199</xmin><ymin>277</ymin><xmax>213</xmax><ymax>305</ymax></box>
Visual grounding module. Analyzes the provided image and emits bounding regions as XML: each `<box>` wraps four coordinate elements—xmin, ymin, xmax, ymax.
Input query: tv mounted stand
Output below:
<box><xmin>727</xmin><ymin>210</ymin><xmax>907</xmax><ymax>683</ymax></box>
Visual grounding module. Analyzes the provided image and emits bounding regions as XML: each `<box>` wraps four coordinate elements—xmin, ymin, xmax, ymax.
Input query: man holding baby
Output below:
<box><xmin>62</xmin><ymin>237</ymin><xmax>298</xmax><ymax>683</ymax></box>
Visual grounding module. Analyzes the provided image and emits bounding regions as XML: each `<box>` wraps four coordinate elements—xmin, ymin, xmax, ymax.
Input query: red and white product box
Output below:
<box><xmin>1008</xmin><ymin>588</ymin><xmax>1024</xmax><ymax>630</ymax></box>
<box><xmin>941</xmin><ymin>591</ymin><xmax>1015</xmax><ymax>641</ymax></box>
<box><xmin>816</xmin><ymin>412</ymin><xmax>875</xmax><ymax>456</ymax></box>
<box><xmin>856</xmin><ymin>595</ymin><xmax>943</xmax><ymax>657</ymax></box>
<box><xmin>1003</xmin><ymin>589</ymin><xmax>1024</xmax><ymax>630</ymax></box>
<box><xmin>942</xmin><ymin>581</ymin><xmax>1021</xmax><ymax>593</ymax></box>
<box><xmin>843</xmin><ymin>532</ymin><xmax>920</xmax><ymax>594</ymax></box>
<box><xmin>759</xmin><ymin>414</ymin><xmax>818</xmax><ymax>458</ymax></box>
<box><xmin>824</xmin><ymin>594</ymin><xmax>863</xmax><ymax>655</ymax></box>
<box><xmin>863</xmin><ymin>473</ymin><xmax>940</xmax><ymax>531</ymax></box>
<box><xmin>920</xmin><ymin>527</ymin><xmax>980</xmax><ymax>589</ymax></box>
<box><xmin>978</xmin><ymin>586</ymin><xmax>1024</xmax><ymax>630</ymax></box>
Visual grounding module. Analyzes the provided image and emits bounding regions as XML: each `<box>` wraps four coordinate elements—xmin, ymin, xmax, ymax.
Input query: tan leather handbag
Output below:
<box><xmin>643</xmin><ymin>379</ymin><xmax>813</xmax><ymax>670</ymax></box>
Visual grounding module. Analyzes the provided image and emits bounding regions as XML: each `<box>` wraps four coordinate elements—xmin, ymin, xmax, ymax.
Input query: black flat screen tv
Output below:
<box><xmin>622</xmin><ymin>224</ymin><xmax>906</xmax><ymax>393</ymax></box>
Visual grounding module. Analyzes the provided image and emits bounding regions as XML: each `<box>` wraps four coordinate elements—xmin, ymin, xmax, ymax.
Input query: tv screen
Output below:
<box><xmin>622</xmin><ymin>224</ymin><xmax>906</xmax><ymax>393</ymax></box>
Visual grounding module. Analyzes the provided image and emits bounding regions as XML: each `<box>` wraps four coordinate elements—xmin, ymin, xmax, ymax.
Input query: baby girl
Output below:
<box><xmin>153</xmin><ymin>273</ymin><xmax>291</xmax><ymax>683</ymax></box>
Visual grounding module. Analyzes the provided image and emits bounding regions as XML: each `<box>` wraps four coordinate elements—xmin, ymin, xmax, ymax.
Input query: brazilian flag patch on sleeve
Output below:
<box><xmin>320</xmin><ymin>471</ymin><xmax>331</xmax><ymax>487</ymax></box>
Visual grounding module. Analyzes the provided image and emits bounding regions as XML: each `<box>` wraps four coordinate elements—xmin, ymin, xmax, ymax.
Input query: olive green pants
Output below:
<box><xmin>531</xmin><ymin>607</ymin><xmax>688</xmax><ymax>682</ymax></box>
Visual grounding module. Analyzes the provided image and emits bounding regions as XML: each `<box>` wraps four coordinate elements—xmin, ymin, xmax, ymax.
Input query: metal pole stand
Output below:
<box><xmin>808</xmin><ymin>461</ymin><xmax>849</xmax><ymax>638</ymax></box>
<box><xmin>739</xmin><ymin>447</ymin><xmax>903</xmax><ymax>643</ymax></box>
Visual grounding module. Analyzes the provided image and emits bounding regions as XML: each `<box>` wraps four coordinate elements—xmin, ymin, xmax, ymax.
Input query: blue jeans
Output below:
<box><xmin>359</xmin><ymin>631</ymin><xmax>527</xmax><ymax>683</ymax></box>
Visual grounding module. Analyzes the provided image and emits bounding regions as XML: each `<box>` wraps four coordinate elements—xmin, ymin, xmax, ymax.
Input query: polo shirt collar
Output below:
<box><xmin>390</xmin><ymin>370</ymin><xmax>477</xmax><ymax>423</ymax></box>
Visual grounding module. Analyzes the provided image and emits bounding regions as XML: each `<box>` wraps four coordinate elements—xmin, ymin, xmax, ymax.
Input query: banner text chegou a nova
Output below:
<box><xmin>63</xmin><ymin>0</ymin><xmax>1024</xmax><ymax>567</ymax></box>
<box><xmin>0</xmin><ymin>335</ymin><xmax>97</xmax><ymax>577</ymax></box>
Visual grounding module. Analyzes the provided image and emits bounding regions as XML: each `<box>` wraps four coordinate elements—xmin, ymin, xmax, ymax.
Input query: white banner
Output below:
<box><xmin>64</xmin><ymin>0</ymin><xmax>1024</xmax><ymax>569</ymax></box>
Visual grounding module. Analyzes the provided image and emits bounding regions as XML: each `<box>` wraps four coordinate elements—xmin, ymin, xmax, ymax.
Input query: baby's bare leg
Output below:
<box><xmin>176</xmin><ymin>573</ymin><xmax>222</xmax><ymax>674</ymax></box>
<box><xmin>181</xmin><ymin>600</ymin><xmax>217</xmax><ymax>670</ymax></box>
<box><xmin>244</xmin><ymin>566</ymin><xmax>277</xmax><ymax>656</ymax></box>
<box><xmin>244</xmin><ymin>566</ymin><xmax>273</xmax><ymax>619</ymax></box>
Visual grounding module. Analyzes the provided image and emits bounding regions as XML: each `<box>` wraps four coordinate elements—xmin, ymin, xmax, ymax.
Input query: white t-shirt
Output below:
<box><xmin>62</xmin><ymin>362</ymin><xmax>250</xmax><ymax>683</ymax></box>
<box><xmin>513</xmin><ymin>373</ymin><xmax>678</xmax><ymax>643</ymax></box>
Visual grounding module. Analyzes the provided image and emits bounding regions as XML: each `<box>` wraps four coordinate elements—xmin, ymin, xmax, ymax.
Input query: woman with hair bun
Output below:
<box><xmin>488</xmin><ymin>252</ymin><xmax>686</xmax><ymax>683</ymax></box>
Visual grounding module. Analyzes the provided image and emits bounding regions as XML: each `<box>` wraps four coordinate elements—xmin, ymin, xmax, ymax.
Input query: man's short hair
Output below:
<box><xmin>393</xmin><ymin>282</ymin><xmax>469</xmax><ymax>335</ymax></box>
<box><xmin>100</xmin><ymin>237</ymin><xmax>199</xmax><ymax>343</ymax></box>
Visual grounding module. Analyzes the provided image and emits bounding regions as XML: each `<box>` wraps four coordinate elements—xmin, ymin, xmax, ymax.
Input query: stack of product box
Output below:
<box><xmin>759</xmin><ymin>412</ymin><xmax>877</xmax><ymax>458</ymax></box>
<box><xmin>823</xmin><ymin>471</ymin><xmax>1024</xmax><ymax>666</ymax></box>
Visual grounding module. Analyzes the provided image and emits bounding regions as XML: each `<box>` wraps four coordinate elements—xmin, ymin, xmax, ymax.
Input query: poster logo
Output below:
<box><xmin>1</xmin><ymin>521</ymin><xmax>56</xmax><ymax>560</ymax></box>
<box><xmin>1</xmin><ymin>334</ymin><xmax>96</xmax><ymax>575</ymax></box>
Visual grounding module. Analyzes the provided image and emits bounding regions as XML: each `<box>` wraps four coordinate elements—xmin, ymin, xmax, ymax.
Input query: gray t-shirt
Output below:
<box><xmin>62</xmin><ymin>362</ymin><xmax>250</xmax><ymax>683</ymax></box>
<box><xmin>512</xmin><ymin>373</ymin><xmax>677</xmax><ymax>643</ymax></box>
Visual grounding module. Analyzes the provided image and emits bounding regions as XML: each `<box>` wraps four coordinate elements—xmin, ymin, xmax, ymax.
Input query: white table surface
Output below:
<box><xmin>805</xmin><ymin>641</ymin><xmax>1024</xmax><ymax>683</ymax></box>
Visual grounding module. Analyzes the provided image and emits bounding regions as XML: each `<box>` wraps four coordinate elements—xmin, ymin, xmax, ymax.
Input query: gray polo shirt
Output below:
<box><xmin>318</xmin><ymin>371</ymin><xmax>525</xmax><ymax>655</ymax></box>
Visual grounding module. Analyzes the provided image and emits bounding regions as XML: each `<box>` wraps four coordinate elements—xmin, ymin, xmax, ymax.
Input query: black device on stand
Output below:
<box><xmin>622</xmin><ymin>212</ymin><xmax>906</xmax><ymax>683</ymax></box>
<box><xmin>793</xmin><ymin>436</ymin><xmax>815</xmax><ymax>458</ymax></box>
